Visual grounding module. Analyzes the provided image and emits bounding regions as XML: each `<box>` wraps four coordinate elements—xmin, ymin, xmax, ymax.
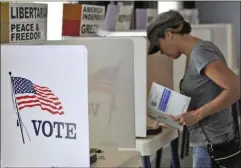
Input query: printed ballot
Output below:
<box><xmin>148</xmin><ymin>82</ymin><xmax>191</xmax><ymax>130</ymax></box>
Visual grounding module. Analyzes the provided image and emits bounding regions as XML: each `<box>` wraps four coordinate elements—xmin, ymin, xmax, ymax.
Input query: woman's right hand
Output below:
<box><xmin>147</xmin><ymin>116</ymin><xmax>168</xmax><ymax>128</ymax></box>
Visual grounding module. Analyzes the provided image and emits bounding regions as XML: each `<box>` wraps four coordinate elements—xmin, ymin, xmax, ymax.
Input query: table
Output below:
<box><xmin>120</xmin><ymin>127</ymin><xmax>179</xmax><ymax>168</ymax></box>
<box><xmin>137</xmin><ymin>128</ymin><xmax>178</xmax><ymax>168</ymax></box>
<box><xmin>91</xmin><ymin>149</ymin><xmax>141</xmax><ymax>167</ymax></box>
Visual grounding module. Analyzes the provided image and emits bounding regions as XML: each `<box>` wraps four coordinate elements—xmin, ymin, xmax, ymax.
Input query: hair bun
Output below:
<box><xmin>182</xmin><ymin>21</ymin><xmax>192</xmax><ymax>34</ymax></box>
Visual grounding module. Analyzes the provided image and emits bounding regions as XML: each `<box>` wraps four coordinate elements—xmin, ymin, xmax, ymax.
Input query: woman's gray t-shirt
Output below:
<box><xmin>181</xmin><ymin>40</ymin><xmax>235</xmax><ymax>147</ymax></box>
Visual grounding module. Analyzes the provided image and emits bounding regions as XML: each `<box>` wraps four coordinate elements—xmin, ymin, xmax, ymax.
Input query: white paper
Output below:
<box><xmin>148</xmin><ymin>82</ymin><xmax>191</xmax><ymax>130</ymax></box>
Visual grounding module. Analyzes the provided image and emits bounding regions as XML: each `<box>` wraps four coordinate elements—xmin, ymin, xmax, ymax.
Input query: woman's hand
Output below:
<box><xmin>151</xmin><ymin>120</ymin><xmax>161</xmax><ymax>128</ymax></box>
<box><xmin>147</xmin><ymin>116</ymin><xmax>168</xmax><ymax>128</ymax></box>
<box><xmin>170</xmin><ymin>110</ymin><xmax>202</xmax><ymax>126</ymax></box>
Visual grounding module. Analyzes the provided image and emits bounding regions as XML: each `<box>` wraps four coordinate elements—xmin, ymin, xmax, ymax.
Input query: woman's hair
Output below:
<box><xmin>170</xmin><ymin>21</ymin><xmax>192</xmax><ymax>35</ymax></box>
<box><xmin>159</xmin><ymin>21</ymin><xmax>192</xmax><ymax>38</ymax></box>
<box><xmin>179</xmin><ymin>21</ymin><xmax>192</xmax><ymax>34</ymax></box>
<box><xmin>171</xmin><ymin>21</ymin><xmax>192</xmax><ymax>35</ymax></box>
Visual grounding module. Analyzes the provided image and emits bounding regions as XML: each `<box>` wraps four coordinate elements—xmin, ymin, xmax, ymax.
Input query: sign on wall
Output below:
<box><xmin>81</xmin><ymin>4</ymin><xmax>105</xmax><ymax>35</ymax></box>
<box><xmin>135</xmin><ymin>8</ymin><xmax>157</xmax><ymax>29</ymax></box>
<box><xmin>104</xmin><ymin>4</ymin><xmax>119</xmax><ymax>31</ymax></box>
<box><xmin>62</xmin><ymin>4</ymin><xmax>105</xmax><ymax>37</ymax></box>
<box><xmin>1</xmin><ymin>45</ymin><xmax>89</xmax><ymax>167</ymax></box>
<box><xmin>115</xmin><ymin>5</ymin><xmax>133</xmax><ymax>31</ymax></box>
<box><xmin>1</xmin><ymin>3</ymin><xmax>48</xmax><ymax>43</ymax></box>
<box><xmin>179</xmin><ymin>9</ymin><xmax>199</xmax><ymax>24</ymax></box>
<box><xmin>146</xmin><ymin>9</ymin><xmax>157</xmax><ymax>25</ymax></box>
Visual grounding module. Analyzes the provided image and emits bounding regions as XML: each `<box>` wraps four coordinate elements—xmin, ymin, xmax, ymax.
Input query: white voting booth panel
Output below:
<box><xmin>83</xmin><ymin>35</ymin><xmax>147</xmax><ymax>138</ymax></box>
<box><xmin>97</xmin><ymin>30</ymin><xmax>173</xmax><ymax>138</ymax></box>
<box><xmin>173</xmin><ymin>24</ymin><xmax>238</xmax><ymax>92</ymax></box>
<box><xmin>46</xmin><ymin>38</ymin><xmax>136</xmax><ymax>149</ymax></box>
<box><xmin>100</xmin><ymin>37</ymin><xmax>147</xmax><ymax>138</ymax></box>
<box><xmin>1</xmin><ymin>45</ymin><xmax>89</xmax><ymax>167</ymax></box>
<box><xmin>96</xmin><ymin>32</ymin><xmax>147</xmax><ymax>138</ymax></box>
<box><xmin>127</xmin><ymin>37</ymin><xmax>147</xmax><ymax>138</ymax></box>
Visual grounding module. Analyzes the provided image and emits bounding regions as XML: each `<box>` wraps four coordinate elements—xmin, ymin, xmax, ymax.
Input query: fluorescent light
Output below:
<box><xmin>158</xmin><ymin>1</ymin><xmax>181</xmax><ymax>14</ymax></box>
<box><xmin>35</xmin><ymin>2</ymin><xmax>66</xmax><ymax>40</ymax></box>
<box><xmin>97</xmin><ymin>29</ymin><xmax>147</xmax><ymax>37</ymax></box>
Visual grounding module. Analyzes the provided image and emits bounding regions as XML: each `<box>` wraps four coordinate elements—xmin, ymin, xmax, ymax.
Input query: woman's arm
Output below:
<box><xmin>196</xmin><ymin>59</ymin><xmax>240</xmax><ymax>120</ymax></box>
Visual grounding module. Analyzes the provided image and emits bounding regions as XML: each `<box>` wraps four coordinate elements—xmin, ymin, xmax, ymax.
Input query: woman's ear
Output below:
<box><xmin>165</xmin><ymin>31</ymin><xmax>174</xmax><ymax>39</ymax></box>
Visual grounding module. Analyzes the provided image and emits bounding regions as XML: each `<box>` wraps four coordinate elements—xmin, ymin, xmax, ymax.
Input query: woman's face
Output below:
<box><xmin>158</xmin><ymin>32</ymin><xmax>182</xmax><ymax>59</ymax></box>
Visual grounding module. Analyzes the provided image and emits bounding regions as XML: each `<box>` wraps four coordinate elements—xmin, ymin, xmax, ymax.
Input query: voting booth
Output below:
<box><xmin>0</xmin><ymin>2</ymin><xmax>47</xmax><ymax>44</ymax></box>
<box><xmin>1</xmin><ymin>45</ymin><xmax>90</xmax><ymax>167</ymax></box>
<box><xmin>64</xmin><ymin>36</ymin><xmax>148</xmax><ymax>138</ymax></box>
<box><xmin>97</xmin><ymin>30</ymin><xmax>173</xmax><ymax>138</ymax></box>
<box><xmin>45</xmin><ymin>38</ymin><xmax>136</xmax><ymax>149</ymax></box>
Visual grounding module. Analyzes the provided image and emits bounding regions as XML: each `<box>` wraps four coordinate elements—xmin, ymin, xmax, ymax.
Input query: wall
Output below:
<box><xmin>196</xmin><ymin>1</ymin><xmax>241</xmax><ymax>72</ymax></box>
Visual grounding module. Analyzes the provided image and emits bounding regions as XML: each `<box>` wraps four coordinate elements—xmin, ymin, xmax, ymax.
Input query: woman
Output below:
<box><xmin>147</xmin><ymin>10</ymin><xmax>241</xmax><ymax>168</ymax></box>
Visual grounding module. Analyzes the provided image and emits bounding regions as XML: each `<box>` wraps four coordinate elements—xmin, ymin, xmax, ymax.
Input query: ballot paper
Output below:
<box><xmin>147</xmin><ymin>82</ymin><xmax>191</xmax><ymax>130</ymax></box>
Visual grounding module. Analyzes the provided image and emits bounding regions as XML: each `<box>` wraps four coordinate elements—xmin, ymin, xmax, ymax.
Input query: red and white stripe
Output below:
<box><xmin>16</xmin><ymin>84</ymin><xmax>64</xmax><ymax>115</ymax></box>
<box><xmin>88</xmin><ymin>77</ymin><xmax>116</xmax><ymax>96</ymax></box>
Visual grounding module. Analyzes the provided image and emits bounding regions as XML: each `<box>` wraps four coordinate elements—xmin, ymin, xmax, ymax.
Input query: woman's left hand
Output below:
<box><xmin>170</xmin><ymin>110</ymin><xmax>201</xmax><ymax>126</ymax></box>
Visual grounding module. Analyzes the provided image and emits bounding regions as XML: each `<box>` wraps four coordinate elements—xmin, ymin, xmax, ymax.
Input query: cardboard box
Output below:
<box><xmin>148</xmin><ymin>82</ymin><xmax>191</xmax><ymax>130</ymax></box>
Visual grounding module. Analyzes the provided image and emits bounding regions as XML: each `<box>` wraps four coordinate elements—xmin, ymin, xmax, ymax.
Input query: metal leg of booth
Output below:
<box><xmin>170</xmin><ymin>137</ymin><xmax>181</xmax><ymax>168</ymax></box>
<box><xmin>155</xmin><ymin>148</ymin><xmax>163</xmax><ymax>168</ymax></box>
<box><xmin>233</xmin><ymin>99</ymin><xmax>241</xmax><ymax>168</ymax></box>
<box><xmin>232</xmin><ymin>99</ymin><xmax>241</xmax><ymax>145</ymax></box>
<box><xmin>236</xmin><ymin>99</ymin><xmax>241</xmax><ymax>145</ymax></box>
<box><xmin>180</xmin><ymin>127</ymin><xmax>187</xmax><ymax>159</ymax></box>
<box><xmin>142</xmin><ymin>156</ymin><xmax>152</xmax><ymax>168</ymax></box>
<box><xmin>185</xmin><ymin>130</ymin><xmax>190</xmax><ymax>157</ymax></box>
<box><xmin>141</xmin><ymin>148</ymin><xmax>163</xmax><ymax>168</ymax></box>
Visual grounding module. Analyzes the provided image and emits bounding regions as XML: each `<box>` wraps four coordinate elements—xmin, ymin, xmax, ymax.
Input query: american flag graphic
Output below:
<box><xmin>12</xmin><ymin>77</ymin><xmax>64</xmax><ymax>115</ymax></box>
<box><xmin>88</xmin><ymin>66</ymin><xmax>119</xmax><ymax>96</ymax></box>
<box><xmin>88</xmin><ymin>66</ymin><xmax>119</xmax><ymax>124</ymax></box>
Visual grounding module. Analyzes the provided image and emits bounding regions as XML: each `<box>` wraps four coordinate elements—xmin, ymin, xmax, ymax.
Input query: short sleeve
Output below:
<box><xmin>191</xmin><ymin>48</ymin><xmax>223</xmax><ymax>75</ymax></box>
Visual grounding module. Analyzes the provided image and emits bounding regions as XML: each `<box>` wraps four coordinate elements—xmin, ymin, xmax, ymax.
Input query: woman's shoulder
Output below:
<box><xmin>190</xmin><ymin>40</ymin><xmax>226</xmax><ymax>74</ymax></box>
<box><xmin>192</xmin><ymin>40</ymin><xmax>224</xmax><ymax>59</ymax></box>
